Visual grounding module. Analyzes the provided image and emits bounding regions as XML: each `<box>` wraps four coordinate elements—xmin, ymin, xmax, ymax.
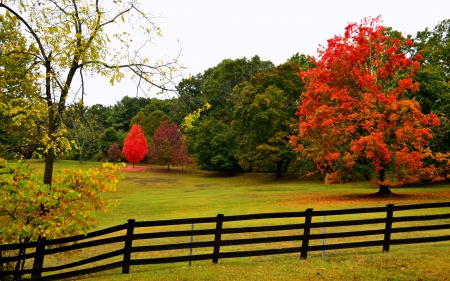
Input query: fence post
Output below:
<box><xmin>212</xmin><ymin>214</ymin><xmax>224</xmax><ymax>264</ymax></box>
<box><xmin>31</xmin><ymin>238</ymin><xmax>46</xmax><ymax>279</ymax></box>
<box><xmin>300</xmin><ymin>208</ymin><xmax>313</xmax><ymax>260</ymax></box>
<box><xmin>383</xmin><ymin>204</ymin><xmax>394</xmax><ymax>253</ymax></box>
<box><xmin>122</xmin><ymin>219</ymin><xmax>135</xmax><ymax>274</ymax></box>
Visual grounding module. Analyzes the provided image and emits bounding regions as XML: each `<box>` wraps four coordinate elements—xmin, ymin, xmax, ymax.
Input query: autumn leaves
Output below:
<box><xmin>291</xmin><ymin>17</ymin><xmax>445</xmax><ymax>192</ymax></box>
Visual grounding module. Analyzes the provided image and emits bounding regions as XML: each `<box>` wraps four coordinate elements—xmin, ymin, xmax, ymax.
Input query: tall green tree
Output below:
<box><xmin>0</xmin><ymin>0</ymin><xmax>182</xmax><ymax>185</ymax></box>
<box><xmin>231</xmin><ymin>62</ymin><xmax>305</xmax><ymax>179</ymax></box>
<box><xmin>192</xmin><ymin>118</ymin><xmax>238</xmax><ymax>174</ymax></box>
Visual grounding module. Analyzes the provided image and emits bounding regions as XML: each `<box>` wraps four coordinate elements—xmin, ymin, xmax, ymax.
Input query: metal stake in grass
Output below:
<box><xmin>322</xmin><ymin>212</ymin><xmax>326</xmax><ymax>258</ymax></box>
<box><xmin>189</xmin><ymin>223</ymin><xmax>194</xmax><ymax>266</ymax></box>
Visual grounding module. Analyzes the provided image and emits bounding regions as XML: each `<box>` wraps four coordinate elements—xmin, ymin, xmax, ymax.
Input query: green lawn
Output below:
<box><xmin>25</xmin><ymin>160</ymin><xmax>450</xmax><ymax>280</ymax></box>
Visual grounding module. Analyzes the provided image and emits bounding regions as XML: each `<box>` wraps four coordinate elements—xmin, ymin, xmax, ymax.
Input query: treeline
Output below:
<box><xmin>1</xmin><ymin>19</ymin><xmax>450</xmax><ymax>180</ymax></box>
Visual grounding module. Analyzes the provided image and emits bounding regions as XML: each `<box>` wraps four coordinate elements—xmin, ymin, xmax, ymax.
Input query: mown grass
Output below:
<box><xmin>24</xmin><ymin>160</ymin><xmax>450</xmax><ymax>280</ymax></box>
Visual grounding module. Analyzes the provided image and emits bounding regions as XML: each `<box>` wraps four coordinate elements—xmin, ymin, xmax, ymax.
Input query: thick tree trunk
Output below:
<box><xmin>377</xmin><ymin>184</ymin><xmax>392</xmax><ymax>194</ymax></box>
<box><xmin>43</xmin><ymin>150</ymin><xmax>55</xmax><ymax>185</ymax></box>
<box><xmin>167</xmin><ymin>164</ymin><xmax>170</xmax><ymax>172</ymax></box>
<box><xmin>377</xmin><ymin>169</ymin><xmax>392</xmax><ymax>194</ymax></box>
<box><xmin>276</xmin><ymin>162</ymin><xmax>282</xmax><ymax>180</ymax></box>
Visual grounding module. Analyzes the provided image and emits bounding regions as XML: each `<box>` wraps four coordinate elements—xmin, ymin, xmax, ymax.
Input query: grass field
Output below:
<box><xmin>25</xmin><ymin>160</ymin><xmax>450</xmax><ymax>280</ymax></box>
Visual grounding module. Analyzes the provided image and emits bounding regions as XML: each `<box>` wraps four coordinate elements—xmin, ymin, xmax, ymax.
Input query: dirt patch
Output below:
<box><xmin>120</xmin><ymin>165</ymin><xmax>149</xmax><ymax>171</ymax></box>
<box><xmin>276</xmin><ymin>190</ymin><xmax>450</xmax><ymax>207</ymax></box>
<box><xmin>194</xmin><ymin>183</ymin><xmax>216</xmax><ymax>188</ymax></box>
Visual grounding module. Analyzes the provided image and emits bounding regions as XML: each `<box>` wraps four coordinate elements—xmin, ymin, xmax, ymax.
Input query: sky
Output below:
<box><xmin>83</xmin><ymin>0</ymin><xmax>449</xmax><ymax>106</ymax></box>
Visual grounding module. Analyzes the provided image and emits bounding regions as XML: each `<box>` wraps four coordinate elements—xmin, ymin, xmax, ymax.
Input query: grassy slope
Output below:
<box><xmin>25</xmin><ymin>160</ymin><xmax>450</xmax><ymax>280</ymax></box>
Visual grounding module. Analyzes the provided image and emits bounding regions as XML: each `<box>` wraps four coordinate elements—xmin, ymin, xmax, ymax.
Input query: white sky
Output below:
<box><xmin>82</xmin><ymin>0</ymin><xmax>450</xmax><ymax>106</ymax></box>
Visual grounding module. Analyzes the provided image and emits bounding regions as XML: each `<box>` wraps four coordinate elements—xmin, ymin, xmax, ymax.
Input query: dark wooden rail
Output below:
<box><xmin>1</xmin><ymin>202</ymin><xmax>450</xmax><ymax>280</ymax></box>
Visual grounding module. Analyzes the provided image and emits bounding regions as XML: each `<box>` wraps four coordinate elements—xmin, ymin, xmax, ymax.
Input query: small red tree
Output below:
<box><xmin>148</xmin><ymin>120</ymin><xmax>191</xmax><ymax>171</ymax></box>
<box><xmin>123</xmin><ymin>124</ymin><xmax>148</xmax><ymax>167</ymax></box>
<box><xmin>291</xmin><ymin>17</ymin><xmax>440</xmax><ymax>194</ymax></box>
<box><xmin>107</xmin><ymin>142</ymin><xmax>122</xmax><ymax>162</ymax></box>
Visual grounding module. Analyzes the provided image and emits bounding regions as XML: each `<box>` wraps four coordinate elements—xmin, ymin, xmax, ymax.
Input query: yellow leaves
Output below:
<box><xmin>0</xmin><ymin>160</ymin><xmax>123</xmax><ymax>244</ymax></box>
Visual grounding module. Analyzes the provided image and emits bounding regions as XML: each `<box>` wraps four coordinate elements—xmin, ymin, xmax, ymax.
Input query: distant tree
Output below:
<box><xmin>193</xmin><ymin>119</ymin><xmax>238</xmax><ymax>174</ymax></box>
<box><xmin>148</xmin><ymin>120</ymin><xmax>190</xmax><ymax>171</ymax></box>
<box><xmin>100</xmin><ymin>127</ymin><xmax>120</xmax><ymax>153</ymax></box>
<box><xmin>108</xmin><ymin>142</ymin><xmax>122</xmax><ymax>162</ymax></box>
<box><xmin>410</xmin><ymin>19</ymin><xmax>450</xmax><ymax>153</ymax></box>
<box><xmin>291</xmin><ymin>17</ymin><xmax>440</xmax><ymax>194</ymax></box>
<box><xmin>131</xmin><ymin>110</ymin><xmax>169</xmax><ymax>141</ymax></box>
<box><xmin>123</xmin><ymin>124</ymin><xmax>148</xmax><ymax>167</ymax></box>
<box><xmin>231</xmin><ymin>62</ymin><xmax>304</xmax><ymax>179</ymax></box>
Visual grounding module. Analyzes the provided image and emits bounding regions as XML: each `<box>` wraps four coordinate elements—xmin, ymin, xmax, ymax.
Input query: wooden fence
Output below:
<box><xmin>1</xmin><ymin>202</ymin><xmax>450</xmax><ymax>280</ymax></box>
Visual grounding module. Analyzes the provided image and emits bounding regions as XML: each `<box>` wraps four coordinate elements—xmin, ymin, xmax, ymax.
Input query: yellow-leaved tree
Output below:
<box><xmin>0</xmin><ymin>0</ymin><xmax>182</xmax><ymax>185</ymax></box>
<box><xmin>0</xmin><ymin>1</ymin><xmax>182</xmax><ymax>277</ymax></box>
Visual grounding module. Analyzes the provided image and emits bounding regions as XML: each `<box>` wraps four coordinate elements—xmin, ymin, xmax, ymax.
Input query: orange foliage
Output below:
<box><xmin>291</xmin><ymin>16</ymin><xmax>440</xmax><ymax>187</ymax></box>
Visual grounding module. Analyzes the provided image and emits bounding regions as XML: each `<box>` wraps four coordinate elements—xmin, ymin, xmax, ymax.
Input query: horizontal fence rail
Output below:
<box><xmin>1</xmin><ymin>202</ymin><xmax>450</xmax><ymax>280</ymax></box>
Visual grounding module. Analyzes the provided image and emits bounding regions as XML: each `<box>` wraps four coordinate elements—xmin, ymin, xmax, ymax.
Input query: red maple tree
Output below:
<box><xmin>148</xmin><ymin>120</ymin><xmax>191</xmax><ymax>171</ymax></box>
<box><xmin>291</xmin><ymin>17</ymin><xmax>440</xmax><ymax>194</ymax></box>
<box><xmin>122</xmin><ymin>124</ymin><xmax>148</xmax><ymax>167</ymax></box>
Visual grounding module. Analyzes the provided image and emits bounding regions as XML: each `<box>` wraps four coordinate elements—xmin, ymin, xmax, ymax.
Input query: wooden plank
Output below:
<box><xmin>44</xmin><ymin>223</ymin><xmax>128</xmax><ymax>246</ymax></box>
<box><xmin>311</xmin><ymin>218</ymin><xmax>386</xmax><ymax>228</ymax></box>
<box><xmin>1</xmin><ymin>235</ymin><xmax>126</xmax><ymax>263</ymax></box>
<box><xmin>132</xmin><ymin>241</ymin><xmax>214</xmax><ymax>252</ymax></box>
<box><xmin>0</xmin><ymin>223</ymin><xmax>128</xmax><ymax>251</ymax></box>
<box><xmin>130</xmin><ymin>254</ymin><xmax>212</xmax><ymax>265</ymax></box>
<box><xmin>391</xmin><ymin>223</ymin><xmax>450</xmax><ymax>233</ymax></box>
<box><xmin>393</xmin><ymin>202</ymin><xmax>450</xmax><ymax>211</ymax></box>
<box><xmin>308</xmin><ymin>240</ymin><xmax>384</xmax><ymax>251</ymax></box>
<box><xmin>392</xmin><ymin>213</ymin><xmax>450</xmax><ymax>223</ymax></box>
<box><xmin>222</xmin><ymin>223</ymin><xmax>305</xmax><ymax>234</ymax></box>
<box><xmin>313</xmin><ymin>206</ymin><xmax>387</xmax><ymax>216</ymax></box>
<box><xmin>310</xmin><ymin>229</ymin><xmax>385</xmax><ymax>240</ymax></box>
<box><xmin>223</xmin><ymin>212</ymin><xmax>306</xmax><ymax>221</ymax></box>
<box><xmin>0</xmin><ymin>250</ymin><xmax>124</xmax><ymax>276</ymax></box>
<box><xmin>134</xmin><ymin>217</ymin><xmax>218</xmax><ymax>227</ymax></box>
<box><xmin>220</xmin><ymin>235</ymin><xmax>303</xmax><ymax>247</ymax></box>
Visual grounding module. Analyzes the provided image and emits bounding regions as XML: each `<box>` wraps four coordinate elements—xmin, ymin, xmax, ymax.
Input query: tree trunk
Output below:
<box><xmin>79</xmin><ymin>146</ymin><xmax>83</xmax><ymax>164</ymax></box>
<box><xmin>276</xmin><ymin>162</ymin><xmax>282</xmax><ymax>180</ymax></box>
<box><xmin>377</xmin><ymin>169</ymin><xmax>392</xmax><ymax>194</ymax></box>
<box><xmin>377</xmin><ymin>184</ymin><xmax>392</xmax><ymax>194</ymax></box>
<box><xmin>167</xmin><ymin>164</ymin><xmax>170</xmax><ymax>172</ymax></box>
<box><xmin>132</xmin><ymin>162</ymin><xmax>135</xmax><ymax>168</ymax></box>
<box><xmin>43</xmin><ymin>63</ymin><xmax>55</xmax><ymax>186</ymax></box>
<box><xmin>43</xmin><ymin>150</ymin><xmax>55</xmax><ymax>185</ymax></box>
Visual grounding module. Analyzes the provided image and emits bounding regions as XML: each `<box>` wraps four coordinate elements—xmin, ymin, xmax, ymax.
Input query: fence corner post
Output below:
<box><xmin>212</xmin><ymin>214</ymin><xmax>224</xmax><ymax>264</ymax></box>
<box><xmin>300</xmin><ymin>208</ymin><xmax>313</xmax><ymax>260</ymax></box>
<box><xmin>31</xmin><ymin>237</ymin><xmax>46</xmax><ymax>279</ymax></box>
<box><xmin>122</xmin><ymin>219</ymin><xmax>136</xmax><ymax>274</ymax></box>
<box><xmin>383</xmin><ymin>204</ymin><xmax>394</xmax><ymax>253</ymax></box>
